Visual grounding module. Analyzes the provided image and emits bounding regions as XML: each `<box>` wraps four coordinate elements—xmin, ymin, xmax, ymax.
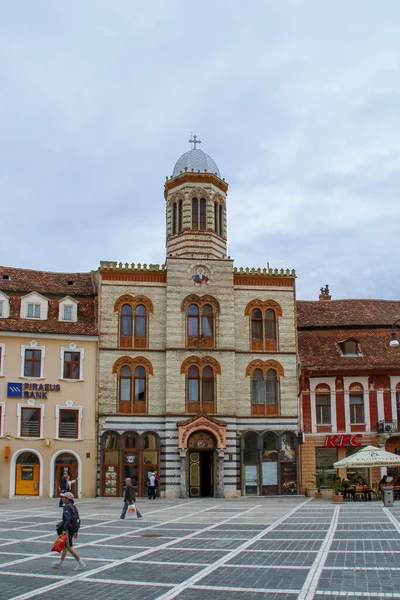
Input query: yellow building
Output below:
<box><xmin>0</xmin><ymin>266</ymin><xmax>98</xmax><ymax>498</ymax></box>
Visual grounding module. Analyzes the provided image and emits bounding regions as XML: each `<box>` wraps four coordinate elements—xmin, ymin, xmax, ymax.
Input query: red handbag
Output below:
<box><xmin>51</xmin><ymin>533</ymin><xmax>67</xmax><ymax>553</ymax></box>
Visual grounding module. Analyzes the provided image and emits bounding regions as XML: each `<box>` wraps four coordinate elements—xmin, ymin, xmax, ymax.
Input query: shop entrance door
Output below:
<box><xmin>15</xmin><ymin>452</ymin><xmax>40</xmax><ymax>495</ymax></box>
<box><xmin>189</xmin><ymin>450</ymin><xmax>214</xmax><ymax>497</ymax></box>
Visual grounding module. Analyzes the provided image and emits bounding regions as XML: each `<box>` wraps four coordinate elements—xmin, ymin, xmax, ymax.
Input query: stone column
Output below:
<box><xmin>217</xmin><ymin>449</ymin><xmax>225</xmax><ymax>498</ymax></box>
<box><xmin>180</xmin><ymin>449</ymin><xmax>188</xmax><ymax>498</ymax></box>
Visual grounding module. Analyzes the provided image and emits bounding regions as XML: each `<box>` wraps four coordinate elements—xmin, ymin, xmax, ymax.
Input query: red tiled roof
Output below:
<box><xmin>297</xmin><ymin>299</ymin><xmax>400</xmax><ymax>328</ymax></box>
<box><xmin>298</xmin><ymin>328</ymin><xmax>400</xmax><ymax>374</ymax></box>
<box><xmin>0</xmin><ymin>265</ymin><xmax>95</xmax><ymax>296</ymax></box>
<box><xmin>0</xmin><ymin>266</ymin><xmax>97</xmax><ymax>336</ymax></box>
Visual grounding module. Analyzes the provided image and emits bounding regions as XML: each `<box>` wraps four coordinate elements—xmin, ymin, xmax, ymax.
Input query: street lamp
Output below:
<box><xmin>389</xmin><ymin>318</ymin><xmax>400</xmax><ymax>348</ymax></box>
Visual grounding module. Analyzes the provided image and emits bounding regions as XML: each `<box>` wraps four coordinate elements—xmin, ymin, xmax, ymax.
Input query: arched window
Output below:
<box><xmin>192</xmin><ymin>198</ymin><xmax>198</xmax><ymax>230</ymax></box>
<box><xmin>214</xmin><ymin>202</ymin><xmax>219</xmax><ymax>233</ymax></box>
<box><xmin>265</xmin><ymin>309</ymin><xmax>276</xmax><ymax>341</ymax></box>
<box><xmin>219</xmin><ymin>204</ymin><xmax>223</xmax><ymax>236</ymax></box>
<box><xmin>172</xmin><ymin>202</ymin><xmax>177</xmax><ymax>235</ymax></box>
<box><xmin>120</xmin><ymin>304</ymin><xmax>133</xmax><ymax>348</ymax></box>
<box><xmin>200</xmin><ymin>198</ymin><xmax>207</xmax><ymax>230</ymax></box>
<box><xmin>135</xmin><ymin>305</ymin><xmax>147</xmax><ymax>347</ymax></box>
<box><xmin>248</xmin><ymin>304</ymin><xmax>279</xmax><ymax>352</ymax></box>
<box><xmin>178</xmin><ymin>199</ymin><xmax>183</xmax><ymax>232</ymax></box>
<box><xmin>316</xmin><ymin>384</ymin><xmax>331</xmax><ymax>425</ymax></box>
<box><xmin>187</xmin><ymin>365</ymin><xmax>215</xmax><ymax>413</ymax></box>
<box><xmin>119</xmin><ymin>366</ymin><xmax>132</xmax><ymax>413</ymax></box>
<box><xmin>117</xmin><ymin>363</ymin><xmax>148</xmax><ymax>414</ymax></box>
<box><xmin>250</xmin><ymin>366</ymin><xmax>280</xmax><ymax>416</ymax></box>
<box><xmin>251</xmin><ymin>309</ymin><xmax>263</xmax><ymax>351</ymax></box>
<box><xmin>350</xmin><ymin>385</ymin><xmax>364</xmax><ymax>424</ymax></box>
<box><xmin>187</xmin><ymin>303</ymin><xmax>215</xmax><ymax>348</ymax></box>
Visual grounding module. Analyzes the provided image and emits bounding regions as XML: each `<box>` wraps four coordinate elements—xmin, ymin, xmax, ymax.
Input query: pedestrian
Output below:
<box><xmin>154</xmin><ymin>470</ymin><xmax>160</xmax><ymax>498</ymax></box>
<box><xmin>148</xmin><ymin>472</ymin><xmax>156</xmax><ymax>500</ymax></box>
<box><xmin>58</xmin><ymin>469</ymin><xmax>69</xmax><ymax>508</ymax></box>
<box><xmin>120</xmin><ymin>477</ymin><xmax>142</xmax><ymax>519</ymax></box>
<box><xmin>52</xmin><ymin>492</ymin><xmax>86</xmax><ymax>571</ymax></box>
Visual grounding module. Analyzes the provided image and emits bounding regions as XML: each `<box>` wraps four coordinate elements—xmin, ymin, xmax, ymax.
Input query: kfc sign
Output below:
<box><xmin>324</xmin><ymin>434</ymin><xmax>362</xmax><ymax>448</ymax></box>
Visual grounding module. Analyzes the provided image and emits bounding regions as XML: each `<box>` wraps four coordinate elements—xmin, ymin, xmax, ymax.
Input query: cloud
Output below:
<box><xmin>0</xmin><ymin>1</ymin><xmax>399</xmax><ymax>300</ymax></box>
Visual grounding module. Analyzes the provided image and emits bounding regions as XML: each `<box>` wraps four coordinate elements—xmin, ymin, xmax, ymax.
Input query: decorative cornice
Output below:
<box><xmin>100</xmin><ymin>261</ymin><xmax>166</xmax><ymax>272</ymax></box>
<box><xmin>164</xmin><ymin>172</ymin><xmax>228</xmax><ymax>197</ymax></box>
<box><xmin>114</xmin><ymin>295</ymin><xmax>154</xmax><ymax>313</ymax></box>
<box><xmin>181</xmin><ymin>294</ymin><xmax>220</xmax><ymax>312</ymax></box>
<box><xmin>112</xmin><ymin>356</ymin><xmax>154</xmax><ymax>375</ymax></box>
<box><xmin>180</xmin><ymin>355</ymin><xmax>222</xmax><ymax>375</ymax></box>
<box><xmin>246</xmin><ymin>359</ymin><xmax>285</xmax><ymax>377</ymax></box>
<box><xmin>244</xmin><ymin>299</ymin><xmax>283</xmax><ymax>317</ymax></box>
<box><xmin>234</xmin><ymin>266</ymin><xmax>296</xmax><ymax>277</ymax></box>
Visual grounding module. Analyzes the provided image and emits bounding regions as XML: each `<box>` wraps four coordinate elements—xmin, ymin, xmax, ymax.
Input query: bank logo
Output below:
<box><xmin>7</xmin><ymin>383</ymin><xmax>23</xmax><ymax>397</ymax></box>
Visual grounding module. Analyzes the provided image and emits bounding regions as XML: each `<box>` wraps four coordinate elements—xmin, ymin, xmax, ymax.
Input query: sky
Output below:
<box><xmin>1</xmin><ymin>1</ymin><xmax>399</xmax><ymax>301</ymax></box>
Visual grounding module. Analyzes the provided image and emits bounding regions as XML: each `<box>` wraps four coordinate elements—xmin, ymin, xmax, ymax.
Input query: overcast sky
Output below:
<box><xmin>1</xmin><ymin>1</ymin><xmax>399</xmax><ymax>300</ymax></box>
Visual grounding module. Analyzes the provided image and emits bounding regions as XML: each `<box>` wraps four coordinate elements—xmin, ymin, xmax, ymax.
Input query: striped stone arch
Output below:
<box><xmin>180</xmin><ymin>355</ymin><xmax>221</xmax><ymax>375</ymax></box>
<box><xmin>181</xmin><ymin>294</ymin><xmax>220</xmax><ymax>312</ymax></box>
<box><xmin>112</xmin><ymin>356</ymin><xmax>154</xmax><ymax>375</ymax></box>
<box><xmin>245</xmin><ymin>359</ymin><xmax>284</xmax><ymax>377</ymax></box>
<box><xmin>114</xmin><ymin>294</ymin><xmax>154</xmax><ymax>313</ymax></box>
<box><xmin>244</xmin><ymin>299</ymin><xmax>283</xmax><ymax>317</ymax></box>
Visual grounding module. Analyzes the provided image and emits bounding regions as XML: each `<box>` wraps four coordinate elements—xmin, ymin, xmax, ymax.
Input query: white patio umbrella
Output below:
<box><xmin>334</xmin><ymin>445</ymin><xmax>400</xmax><ymax>469</ymax></box>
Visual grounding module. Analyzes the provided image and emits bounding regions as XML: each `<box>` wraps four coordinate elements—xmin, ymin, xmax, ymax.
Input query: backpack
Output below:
<box><xmin>69</xmin><ymin>505</ymin><xmax>81</xmax><ymax>533</ymax></box>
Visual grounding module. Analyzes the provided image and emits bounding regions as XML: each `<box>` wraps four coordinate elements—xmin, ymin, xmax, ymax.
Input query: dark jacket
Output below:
<box><xmin>124</xmin><ymin>484</ymin><xmax>136</xmax><ymax>504</ymax></box>
<box><xmin>60</xmin><ymin>475</ymin><xmax>68</xmax><ymax>492</ymax></box>
<box><xmin>62</xmin><ymin>500</ymin><xmax>78</xmax><ymax>532</ymax></box>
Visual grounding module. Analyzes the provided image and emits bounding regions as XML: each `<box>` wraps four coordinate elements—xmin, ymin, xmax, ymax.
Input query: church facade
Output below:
<box><xmin>96</xmin><ymin>141</ymin><xmax>299</xmax><ymax>498</ymax></box>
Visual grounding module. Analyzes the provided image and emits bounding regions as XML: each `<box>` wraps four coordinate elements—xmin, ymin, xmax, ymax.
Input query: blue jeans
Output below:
<box><xmin>120</xmin><ymin>500</ymin><xmax>129</xmax><ymax>519</ymax></box>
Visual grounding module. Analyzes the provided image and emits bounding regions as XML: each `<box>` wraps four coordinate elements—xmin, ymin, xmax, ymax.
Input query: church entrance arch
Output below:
<box><xmin>188</xmin><ymin>431</ymin><xmax>216</xmax><ymax>497</ymax></box>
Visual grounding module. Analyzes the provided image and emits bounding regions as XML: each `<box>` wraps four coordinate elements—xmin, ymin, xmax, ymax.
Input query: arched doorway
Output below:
<box><xmin>54</xmin><ymin>453</ymin><xmax>78</xmax><ymax>497</ymax></box>
<box><xmin>15</xmin><ymin>452</ymin><xmax>40</xmax><ymax>496</ymax></box>
<box><xmin>243</xmin><ymin>431</ymin><xmax>259</xmax><ymax>495</ymax></box>
<box><xmin>188</xmin><ymin>431</ymin><xmax>216</xmax><ymax>497</ymax></box>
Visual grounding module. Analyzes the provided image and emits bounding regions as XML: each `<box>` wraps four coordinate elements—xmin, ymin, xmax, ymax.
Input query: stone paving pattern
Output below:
<box><xmin>1</xmin><ymin>496</ymin><xmax>400</xmax><ymax>599</ymax></box>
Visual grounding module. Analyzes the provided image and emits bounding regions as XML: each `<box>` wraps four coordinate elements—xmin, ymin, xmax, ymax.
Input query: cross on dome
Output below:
<box><xmin>189</xmin><ymin>134</ymin><xmax>201</xmax><ymax>149</ymax></box>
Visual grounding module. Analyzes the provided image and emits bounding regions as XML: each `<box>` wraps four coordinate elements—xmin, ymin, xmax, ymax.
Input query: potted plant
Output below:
<box><xmin>308</xmin><ymin>472</ymin><xmax>328</xmax><ymax>499</ymax></box>
<box><xmin>330</xmin><ymin>479</ymin><xmax>344</xmax><ymax>503</ymax></box>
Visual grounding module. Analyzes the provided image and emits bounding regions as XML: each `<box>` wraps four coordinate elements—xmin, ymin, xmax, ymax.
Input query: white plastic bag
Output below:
<box><xmin>126</xmin><ymin>503</ymin><xmax>138</xmax><ymax>520</ymax></box>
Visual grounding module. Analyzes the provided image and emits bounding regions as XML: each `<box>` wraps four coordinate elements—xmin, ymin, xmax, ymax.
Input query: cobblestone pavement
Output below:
<box><xmin>1</xmin><ymin>496</ymin><xmax>400</xmax><ymax>599</ymax></box>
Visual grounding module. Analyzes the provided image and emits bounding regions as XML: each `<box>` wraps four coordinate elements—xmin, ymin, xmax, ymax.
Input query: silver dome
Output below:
<box><xmin>172</xmin><ymin>149</ymin><xmax>220</xmax><ymax>178</ymax></box>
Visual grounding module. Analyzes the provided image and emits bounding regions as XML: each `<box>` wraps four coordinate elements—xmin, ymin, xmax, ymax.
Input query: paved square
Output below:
<box><xmin>1</xmin><ymin>496</ymin><xmax>400</xmax><ymax>599</ymax></box>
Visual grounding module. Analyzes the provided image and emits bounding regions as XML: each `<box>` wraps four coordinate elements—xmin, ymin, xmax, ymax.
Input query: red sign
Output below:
<box><xmin>324</xmin><ymin>434</ymin><xmax>362</xmax><ymax>448</ymax></box>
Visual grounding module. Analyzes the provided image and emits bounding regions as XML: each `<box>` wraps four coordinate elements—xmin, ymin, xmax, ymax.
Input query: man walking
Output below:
<box><xmin>52</xmin><ymin>492</ymin><xmax>86</xmax><ymax>571</ymax></box>
<box><xmin>148</xmin><ymin>472</ymin><xmax>156</xmax><ymax>500</ymax></box>
<box><xmin>120</xmin><ymin>477</ymin><xmax>135</xmax><ymax>519</ymax></box>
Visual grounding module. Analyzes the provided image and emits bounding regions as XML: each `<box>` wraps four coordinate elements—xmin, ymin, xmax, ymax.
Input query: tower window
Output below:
<box><xmin>200</xmin><ymin>198</ymin><xmax>207</xmax><ymax>230</ymax></box>
<box><xmin>172</xmin><ymin>202</ymin><xmax>177</xmax><ymax>235</ymax></box>
<box><xmin>219</xmin><ymin>204</ymin><xmax>223</xmax><ymax>236</ymax></box>
<box><xmin>178</xmin><ymin>200</ymin><xmax>183</xmax><ymax>232</ymax></box>
<box><xmin>191</xmin><ymin>197</ymin><xmax>207</xmax><ymax>231</ymax></box>
<box><xmin>192</xmin><ymin>198</ymin><xmax>198</xmax><ymax>230</ymax></box>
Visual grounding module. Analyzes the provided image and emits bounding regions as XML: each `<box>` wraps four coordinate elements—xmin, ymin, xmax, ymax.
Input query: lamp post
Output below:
<box><xmin>389</xmin><ymin>318</ymin><xmax>400</xmax><ymax>348</ymax></box>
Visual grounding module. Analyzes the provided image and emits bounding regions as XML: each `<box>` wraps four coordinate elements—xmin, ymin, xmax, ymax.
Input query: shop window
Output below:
<box><xmin>123</xmin><ymin>433</ymin><xmax>139</xmax><ymax>490</ymax></box>
<box><xmin>243</xmin><ymin>432</ymin><xmax>259</xmax><ymax>495</ymax></box>
<box><xmin>59</xmin><ymin>409</ymin><xmax>79</xmax><ymax>439</ymax></box>
<box><xmin>345</xmin><ymin>446</ymin><xmax>368</xmax><ymax>484</ymax></box>
<box><xmin>280</xmin><ymin>433</ymin><xmax>297</xmax><ymax>495</ymax></box>
<box><xmin>251</xmin><ymin>368</ymin><xmax>279</xmax><ymax>416</ymax></box>
<box><xmin>350</xmin><ymin>393</ymin><xmax>364</xmax><ymax>424</ymax></box>
<box><xmin>21</xmin><ymin>407</ymin><xmax>41</xmax><ymax>437</ymax></box>
<box><xmin>142</xmin><ymin>433</ymin><xmax>159</xmax><ymax>496</ymax></box>
<box><xmin>316</xmin><ymin>447</ymin><xmax>337</xmax><ymax>481</ymax></box>
<box><xmin>262</xmin><ymin>432</ymin><xmax>278</xmax><ymax>495</ymax></box>
<box><xmin>102</xmin><ymin>432</ymin><xmax>120</xmax><ymax>497</ymax></box>
<box><xmin>316</xmin><ymin>394</ymin><xmax>331</xmax><ymax>425</ymax></box>
<box><xmin>187</xmin><ymin>365</ymin><xmax>215</xmax><ymax>413</ymax></box>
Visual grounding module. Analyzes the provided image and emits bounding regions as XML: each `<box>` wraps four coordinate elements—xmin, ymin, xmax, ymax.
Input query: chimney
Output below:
<box><xmin>319</xmin><ymin>284</ymin><xmax>331</xmax><ymax>301</ymax></box>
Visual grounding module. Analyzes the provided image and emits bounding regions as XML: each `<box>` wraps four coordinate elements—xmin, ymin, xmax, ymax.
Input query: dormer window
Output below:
<box><xmin>0</xmin><ymin>301</ymin><xmax>3</xmax><ymax>317</ymax></box>
<box><xmin>339</xmin><ymin>339</ymin><xmax>361</xmax><ymax>357</ymax></box>
<box><xmin>27</xmin><ymin>303</ymin><xmax>41</xmax><ymax>319</ymax></box>
<box><xmin>21</xmin><ymin>292</ymin><xmax>49</xmax><ymax>321</ymax></box>
<box><xmin>0</xmin><ymin>291</ymin><xmax>10</xmax><ymax>318</ymax></box>
<box><xmin>58</xmin><ymin>296</ymin><xmax>78</xmax><ymax>322</ymax></box>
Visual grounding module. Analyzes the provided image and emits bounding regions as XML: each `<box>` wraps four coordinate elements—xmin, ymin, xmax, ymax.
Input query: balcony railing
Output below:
<box><xmin>377</xmin><ymin>420</ymin><xmax>399</xmax><ymax>434</ymax></box>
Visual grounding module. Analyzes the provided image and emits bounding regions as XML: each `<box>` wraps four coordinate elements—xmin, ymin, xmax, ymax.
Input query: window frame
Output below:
<box><xmin>0</xmin><ymin>343</ymin><xmax>5</xmax><ymax>377</ymax></box>
<box><xmin>251</xmin><ymin>308</ymin><xmax>277</xmax><ymax>352</ymax></box>
<box><xmin>187</xmin><ymin>303</ymin><xmax>215</xmax><ymax>349</ymax></box>
<box><xmin>118</xmin><ymin>303</ymin><xmax>149</xmax><ymax>349</ymax></box>
<box><xmin>187</xmin><ymin>365</ymin><xmax>215</xmax><ymax>414</ymax></box>
<box><xmin>0</xmin><ymin>291</ymin><xmax>10</xmax><ymax>318</ymax></box>
<box><xmin>56</xmin><ymin>406</ymin><xmax>81</xmax><ymax>440</ymax></box>
<box><xmin>191</xmin><ymin>197</ymin><xmax>207</xmax><ymax>231</ymax></box>
<box><xmin>18</xmin><ymin>404</ymin><xmax>44</xmax><ymax>439</ymax></box>
<box><xmin>0</xmin><ymin>402</ymin><xmax>5</xmax><ymax>437</ymax></box>
<box><xmin>27</xmin><ymin>303</ymin><xmax>41</xmax><ymax>319</ymax></box>
<box><xmin>117</xmin><ymin>364</ymin><xmax>148</xmax><ymax>414</ymax></box>
<box><xmin>350</xmin><ymin>393</ymin><xmax>365</xmax><ymax>424</ymax></box>
<box><xmin>250</xmin><ymin>368</ymin><xmax>280</xmax><ymax>416</ymax></box>
<box><xmin>316</xmin><ymin>393</ymin><xmax>332</xmax><ymax>425</ymax></box>
<box><xmin>21</xmin><ymin>342</ymin><xmax>46</xmax><ymax>379</ymax></box>
<box><xmin>60</xmin><ymin>345</ymin><xmax>84</xmax><ymax>381</ymax></box>
<box><xmin>339</xmin><ymin>339</ymin><xmax>362</xmax><ymax>357</ymax></box>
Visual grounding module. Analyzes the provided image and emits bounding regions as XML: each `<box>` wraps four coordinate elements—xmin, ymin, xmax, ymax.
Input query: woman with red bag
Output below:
<box><xmin>52</xmin><ymin>492</ymin><xmax>86</xmax><ymax>571</ymax></box>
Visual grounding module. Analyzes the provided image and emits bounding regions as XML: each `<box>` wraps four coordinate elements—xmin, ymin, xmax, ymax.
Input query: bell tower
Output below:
<box><xmin>165</xmin><ymin>136</ymin><xmax>228</xmax><ymax>259</ymax></box>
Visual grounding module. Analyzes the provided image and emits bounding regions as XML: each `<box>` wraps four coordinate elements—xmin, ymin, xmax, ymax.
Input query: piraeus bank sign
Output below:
<box><xmin>7</xmin><ymin>382</ymin><xmax>61</xmax><ymax>399</ymax></box>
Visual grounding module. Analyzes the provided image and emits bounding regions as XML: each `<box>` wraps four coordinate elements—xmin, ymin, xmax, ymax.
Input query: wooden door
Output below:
<box><xmin>54</xmin><ymin>463</ymin><xmax>77</xmax><ymax>497</ymax></box>
<box><xmin>16</xmin><ymin>464</ymin><xmax>39</xmax><ymax>495</ymax></box>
